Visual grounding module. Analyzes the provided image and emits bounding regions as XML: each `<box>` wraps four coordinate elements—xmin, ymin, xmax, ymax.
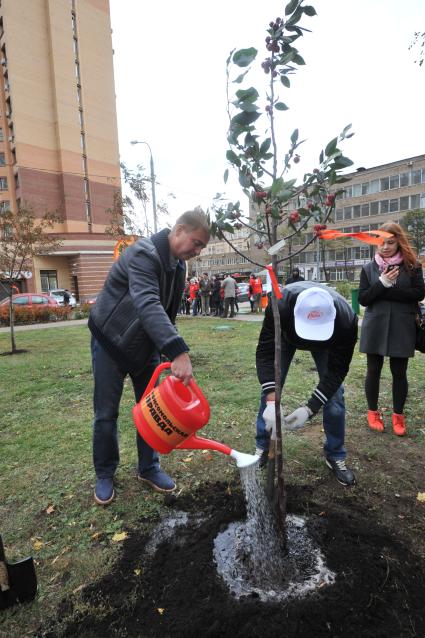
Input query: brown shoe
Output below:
<box><xmin>392</xmin><ymin>413</ymin><xmax>407</xmax><ymax>436</ymax></box>
<box><xmin>367</xmin><ymin>410</ymin><xmax>384</xmax><ymax>432</ymax></box>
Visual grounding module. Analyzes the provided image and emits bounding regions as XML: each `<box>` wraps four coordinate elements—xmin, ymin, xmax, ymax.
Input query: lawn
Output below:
<box><xmin>1</xmin><ymin>317</ymin><xmax>425</xmax><ymax>636</ymax></box>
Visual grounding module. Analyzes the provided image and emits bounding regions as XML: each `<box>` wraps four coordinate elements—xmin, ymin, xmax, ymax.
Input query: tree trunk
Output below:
<box><xmin>9</xmin><ymin>299</ymin><xmax>17</xmax><ymax>353</ymax></box>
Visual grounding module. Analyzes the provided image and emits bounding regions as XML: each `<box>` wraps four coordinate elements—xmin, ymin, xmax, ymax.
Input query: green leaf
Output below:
<box><xmin>235</xmin><ymin>87</ymin><xmax>259</xmax><ymax>102</ymax></box>
<box><xmin>238</xmin><ymin>170</ymin><xmax>252</xmax><ymax>188</ymax></box>
<box><xmin>293</xmin><ymin>53</ymin><xmax>306</xmax><ymax>65</ymax></box>
<box><xmin>286</xmin><ymin>6</ymin><xmax>304</xmax><ymax>26</ymax></box>
<box><xmin>303</xmin><ymin>5</ymin><xmax>317</xmax><ymax>16</ymax></box>
<box><xmin>280</xmin><ymin>75</ymin><xmax>291</xmax><ymax>88</ymax></box>
<box><xmin>333</xmin><ymin>156</ymin><xmax>354</xmax><ymax>169</ymax></box>
<box><xmin>233</xmin><ymin>47</ymin><xmax>257</xmax><ymax>67</ymax></box>
<box><xmin>260</xmin><ymin>138</ymin><xmax>271</xmax><ymax>154</ymax></box>
<box><xmin>233</xmin><ymin>70</ymin><xmax>249</xmax><ymax>84</ymax></box>
<box><xmin>231</xmin><ymin>111</ymin><xmax>261</xmax><ymax>126</ymax></box>
<box><xmin>223</xmin><ymin>169</ymin><xmax>229</xmax><ymax>184</ymax></box>
<box><xmin>325</xmin><ymin>137</ymin><xmax>338</xmax><ymax>156</ymax></box>
<box><xmin>275</xmin><ymin>102</ymin><xmax>289</xmax><ymax>111</ymax></box>
<box><xmin>226</xmin><ymin>149</ymin><xmax>241</xmax><ymax>166</ymax></box>
<box><xmin>285</xmin><ymin>0</ymin><xmax>299</xmax><ymax>15</ymax></box>
<box><xmin>319</xmin><ymin>149</ymin><xmax>324</xmax><ymax>164</ymax></box>
<box><xmin>290</xmin><ymin>128</ymin><xmax>299</xmax><ymax>144</ymax></box>
<box><xmin>271</xmin><ymin>177</ymin><xmax>284</xmax><ymax>196</ymax></box>
<box><xmin>238</xmin><ymin>100</ymin><xmax>259</xmax><ymax>113</ymax></box>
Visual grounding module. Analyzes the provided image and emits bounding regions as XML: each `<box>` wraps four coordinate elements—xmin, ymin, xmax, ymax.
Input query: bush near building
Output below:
<box><xmin>0</xmin><ymin>305</ymin><xmax>73</xmax><ymax>326</ymax></box>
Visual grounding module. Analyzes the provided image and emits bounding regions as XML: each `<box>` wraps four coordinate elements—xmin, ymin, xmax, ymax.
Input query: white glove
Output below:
<box><xmin>379</xmin><ymin>273</ymin><xmax>393</xmax><ymax>288</ymax></box>
<box><xmin>284</xmin><ymin>406</ymin><xmax>313</xmax><ymax>431</ymax></box>
<box><xmin>262</xmin><ymin>401</ymin><xmax>282</xmax><ymax>441</ymax></box>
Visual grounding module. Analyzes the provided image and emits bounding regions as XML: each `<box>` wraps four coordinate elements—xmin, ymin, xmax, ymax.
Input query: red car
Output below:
<box><xmin>0</xmin><ymin>293</ymin><xmax>59</xmax><ymax>307</ymax></box>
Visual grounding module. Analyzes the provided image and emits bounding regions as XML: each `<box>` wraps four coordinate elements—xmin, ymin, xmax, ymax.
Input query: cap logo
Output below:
<box><xmin>307</xmin><ymin>310</ymin><xmax>322</xmax><ymax>320</ymax></box>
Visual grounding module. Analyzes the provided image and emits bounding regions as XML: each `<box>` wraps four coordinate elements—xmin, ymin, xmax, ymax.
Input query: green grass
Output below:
<box><xmin>1</xmin><ymin>317</ymin><xmax>425</xmax><ymax>636</ymax></box>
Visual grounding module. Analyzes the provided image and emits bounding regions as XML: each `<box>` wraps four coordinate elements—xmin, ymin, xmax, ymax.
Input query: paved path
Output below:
<box><xmin>0</xmin><ymin>304</ymin><xmax>264</xmax><ymax>333</ymax></box>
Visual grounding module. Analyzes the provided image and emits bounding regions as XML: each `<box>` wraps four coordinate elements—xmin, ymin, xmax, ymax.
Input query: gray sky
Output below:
<box><xmin>109</xmin><ymin>0</ymin><xmax>425</xmax><ymax>226</ymax></box>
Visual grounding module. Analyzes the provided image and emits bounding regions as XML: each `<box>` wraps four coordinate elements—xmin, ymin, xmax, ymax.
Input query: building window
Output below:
<box><xmin>0</xmin><ymin>127</ymin><xmax>3</xmax><ymax>141</ymax></box>
<box><xmin>389</xmin><ymin>198</ymin><xmax>399</xmax><ymax>213</ymax></box>
<box><xmin>344</xmin><ymin>185</ymin><xmax>352</xmax><ymax>199</ymax></box>
<box><xmin>400</xmin><ymin>172</ymin><xmax>410</xmax><ymax>187</ymax></box>
<box><xmin>352</xmin><ymin>184</ymin><xmax>361</xmax><ymax>197</ymax></box>
<box><xmin>410</xmin><ymin>194</ymin><xmax>420</xmax><ymax>209</ymax></box>
<box><xmin>420</xmin><ymin>193</ymin><xmax>425</xmax><ymax>209</ymax></box>
<box><xmin>0</xmin><ymin>177</ymin><xmax>7</xmax><ymax>190</ymax></box>
<box><xmin>370</xmin><ymin>201</ymin><xmax>379</xmax><ymax>215</ymax></box>
<box><xmin>343</xmin><ymin>206</ymin><xmax>352</xmax><ymax>219</ymax></box>
<box><xmin>380</xmin><ymin>200</ymin><xmax>389</xmax><ymax>214</ymax></box>
<box><xmin>399</xmin><ymin>196</ymin><xmax>409</xmax><ymax>211</ymax></box>
<box><xmin>412</xmin><ymin>170</ymin><xmax>422</xmax><ymax>185</ymax></box>
<box><xmin>0</xmin><ymin>200</ymin><xmax>10</xmax><ymax>213</ymax></box>
<box><xmin>380</xmin><ymin>177</ymin><xmax>389</xmax><ymax>191</ymax></box>
<box><xmin>361</xmin><ymin>182</ymin><xmax>369</xmax><ymax>195</ymax></box>
<box><xmin>361</xmin><ymin>204</ymin><xmax>369</xmax><ymax>217</ymax></box>
<box><xmin>40</xmin><ymin>270</ymin><xmax>58</xmax><ymax>292</ymax></box>
<box><xmin>369</xmin><ymin>179</ymin><xmax>380</xmax><ymax>194</ymax></box>
<box><xmin>0</xmin><ymin>152</ymin><xmax>5</xmax><ymax>166</ymax></box>
<box><xmin>353</xmin><ymin>205</ymin><xmax>361</xmax><ymax>218</ymax></box>
<box><xmin>422</xmin><ymin>170</ymin><xmax>425</xmax><ymax>184</ymax></box>
<box><xmin>389</xmin><ymin>174</ymin><xmax>399</xmax><ymax>189</ymax></box>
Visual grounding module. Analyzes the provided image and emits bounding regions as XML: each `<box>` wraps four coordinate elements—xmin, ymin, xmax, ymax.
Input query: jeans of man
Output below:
<box><xmin>91</xmin><ymin>337</ymin><xmax>160</xmax><ymax>479</ymax></box>
<box><xmin>255</xmin><ymin>345</ymin><xmax>346</xmax><ymax>461</ymax></box>
<box><xmin>191</xmin><ymin>298</ymin><xmax>198</xmax><ymax>316</ymax></box>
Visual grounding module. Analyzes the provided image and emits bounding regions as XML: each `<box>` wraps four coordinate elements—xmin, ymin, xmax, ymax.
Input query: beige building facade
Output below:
<box><xmin>196</xmin><ymin>154</ymin><xmax>425</xmax><ymax>283</ymax></box>
<box><xmin>0</xmin><ymin>0</ymin><xmax>120</xmax><ymax>300</ymax></box>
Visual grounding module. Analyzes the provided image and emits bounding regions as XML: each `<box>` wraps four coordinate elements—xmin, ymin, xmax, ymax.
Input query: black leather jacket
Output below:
<box><xmin>256</xmin><ymin>281</ymin><xmax>358</xmax><ymax>414</ymax></box>
<box><xmin>88</xmin><ymin>229</ymin><xmax>188</xmax><ymax>372</ymax></box>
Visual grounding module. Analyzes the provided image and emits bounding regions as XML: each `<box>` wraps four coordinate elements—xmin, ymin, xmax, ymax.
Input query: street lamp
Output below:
<box><xmin>130</xmin><ymin>140</ymin><xmax>158</xmax><ymax>234</ymax></box>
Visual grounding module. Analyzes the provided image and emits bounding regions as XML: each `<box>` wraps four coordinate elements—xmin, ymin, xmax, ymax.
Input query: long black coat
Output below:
<box><xmin>359</xmin><ymin>260</ymin><xmax>425</xmax><ymax>358</ymax></box>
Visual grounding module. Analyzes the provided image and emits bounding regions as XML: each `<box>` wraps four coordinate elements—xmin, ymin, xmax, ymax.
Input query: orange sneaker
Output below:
<box><xmin>367</xmin><ymin>410</ymin><xmax>384</xmax><ymax>432</ymax></box>
<box><xmin>392</xmin><ymin>413</ymin><xmax>407</xmax><ymax>436</ymax></box>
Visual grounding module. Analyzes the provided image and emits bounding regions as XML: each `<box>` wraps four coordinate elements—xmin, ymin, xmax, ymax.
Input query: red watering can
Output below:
<box><xmin>132</xmin><ymin>363</ymin><xmax>258</xmax><ymax>468</ymax></box>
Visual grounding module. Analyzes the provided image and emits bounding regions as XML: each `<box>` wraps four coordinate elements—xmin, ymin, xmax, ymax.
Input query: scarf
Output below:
<box><xmin>374</xmin><ymin>251</ymin><xmax>403</xmax><ymax>272</ymax></box>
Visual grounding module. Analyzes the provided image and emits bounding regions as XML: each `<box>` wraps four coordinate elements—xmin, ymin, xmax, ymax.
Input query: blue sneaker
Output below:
<box><xmin>138</xmin><ymin>469</ymin><xmax>176</xmax><ymax>493</ymax></box>
<box><xmin>94</xmin><ymin>478</ymin><xmax>115</xmax><ymax>505</ymax></box>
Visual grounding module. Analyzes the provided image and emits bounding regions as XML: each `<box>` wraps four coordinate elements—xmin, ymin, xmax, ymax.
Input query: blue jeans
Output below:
<box><xmin>255</xmin><ymin>345</ymin><xmax>346</xmax><ymax>461</ymax></box>
<box><xmin>91</xmin><ymin>337</ymin><xmax>160</xmax><ymax>479</ymax></box>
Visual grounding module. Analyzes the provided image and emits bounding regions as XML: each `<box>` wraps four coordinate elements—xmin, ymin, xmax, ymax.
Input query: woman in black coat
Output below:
<box><xmin>359</xmin><ymin>222</ymin><xmax>425</xmax><ymax>436</ymax></box>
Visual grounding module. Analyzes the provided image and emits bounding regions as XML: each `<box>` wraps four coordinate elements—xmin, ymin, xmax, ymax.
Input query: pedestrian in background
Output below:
<box><xmin>359</xmin><ymin>222</ymin><xmax>425</xmax><ymax>436</ymax></box>
<box><xmin>221</xmin><ymin>273</ymin><xmax>236</xmax><ymax>318</ymax></box>
<box><xmin>211</xmin><ymin>276</ymin><xmax>221</xmax><ymax>316</ymax></box>
<box><xmin>189</xmin><ymin>278</ymin><xmax>199</xmax><ymax>316</ymax></box>
<box><xmin>251</xmin><ymin>274</ymin><xmax>263</xmax><ymax>313</ymax></box>
<box><xmin>199</xmin><ymin>272</ymin><xmax>211</xmax><ymax>316</ymax></box>
<box><xmin>285</xmin><ymin>267</ymin><xmax>304</xmax><ymax>285</ymax></box>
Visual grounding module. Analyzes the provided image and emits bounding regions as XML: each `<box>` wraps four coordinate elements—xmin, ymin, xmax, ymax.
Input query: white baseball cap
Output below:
<box><xmin>293</xmin><ymin>287</ymin><xmax>336</xmax><ymax>341</ymax></box>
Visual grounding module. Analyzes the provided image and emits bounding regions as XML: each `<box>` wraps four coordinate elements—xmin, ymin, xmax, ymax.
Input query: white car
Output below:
<box><xmin>48</xmin><ymin>289</ymin><xmax>77</xmax><ymax>307</ymax></box>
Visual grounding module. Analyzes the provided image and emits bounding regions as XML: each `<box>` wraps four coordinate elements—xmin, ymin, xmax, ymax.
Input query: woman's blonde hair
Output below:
<box><xmin>379</xmin><ymin>221</ymin><xmax>418</xmax><ymax>271</ymax></box>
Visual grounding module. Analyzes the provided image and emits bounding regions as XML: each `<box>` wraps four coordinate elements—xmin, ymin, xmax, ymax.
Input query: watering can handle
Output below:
<box><xmin>142</xmin><ymin>362</ymin><xmax>205</xmax><ymax>403</ymax></box>
<box><xmin>142</xmin><ymin>362</ymin><xmax>171</xmax><ymax>398</ymax></box>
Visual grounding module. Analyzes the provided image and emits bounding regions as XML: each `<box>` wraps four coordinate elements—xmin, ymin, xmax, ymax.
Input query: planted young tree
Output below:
<box><xmin>0</xmin><ymin>205</ymin><xmax>62</xmax><ymax>354</ymax></box>
<box><xmin>210</xmin><ymin>0</ymin><xmax>353</xmax><ymax>539</ymax></box>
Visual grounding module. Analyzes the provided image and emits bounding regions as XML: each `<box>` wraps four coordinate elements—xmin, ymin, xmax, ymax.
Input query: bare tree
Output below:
<box><xmin>0</xmin><ymin>205</ymin><xmax>62</xmax><ymax>353</ymax></box>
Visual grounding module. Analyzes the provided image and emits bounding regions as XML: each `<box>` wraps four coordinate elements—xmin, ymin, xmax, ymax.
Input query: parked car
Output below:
<box><xmin>0</xmin><ymin>293</ymin><xmax>59</xmax><ymax>307</ymax></box>
<box><xmin>236</xmin><ymin>283</ymin><xmax>250</xmax><ymax>303</ymax></box>
<box><xmin>48</xmin><ymin>289</ymin><xmax>77</xmax><ymax>307</ymax></box>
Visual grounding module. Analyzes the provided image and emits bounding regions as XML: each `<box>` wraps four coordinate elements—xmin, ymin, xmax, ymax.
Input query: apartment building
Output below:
<box><xmin>292</xmin><ymin>154</ymin><xmax>425</xmax><ymax>281</ymax></box>
<box><xmin>196</xmin><ymin>154</ymin><xmax>425</xmax><ymax>283</ymax></box>
<box><xmin>0</xmin><ymin>0</ymin><xmax>120</xmax><ymax>300</ymax></box>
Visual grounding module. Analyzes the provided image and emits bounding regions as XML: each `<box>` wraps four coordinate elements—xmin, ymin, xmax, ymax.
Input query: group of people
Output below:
<box><xmin>180</xmin><ymin>272</ymin><xmax>241</xmax><ymax>318</ymax></box>
<box><xmin>88</xmin><ymin>211</ymin><xmax>424</xmax><ymax>504</ymax></box>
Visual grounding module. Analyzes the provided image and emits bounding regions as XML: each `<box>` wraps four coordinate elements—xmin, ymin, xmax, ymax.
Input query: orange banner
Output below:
<box><xmin>317</xmin><ymin>229</ymin><xmax>393</xmax><ymax>246</ymax></box>
<box><xmin>266</xmin><ymin>264</ymin><xmax>283</xmax><ymax>299</ymax></box>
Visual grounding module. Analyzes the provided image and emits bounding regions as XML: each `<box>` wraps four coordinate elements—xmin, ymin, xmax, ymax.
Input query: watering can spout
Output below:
<box><xmin>230</xmin><ymin>449</ymin><xmax>260</xmax><ymax>469</ymax></box>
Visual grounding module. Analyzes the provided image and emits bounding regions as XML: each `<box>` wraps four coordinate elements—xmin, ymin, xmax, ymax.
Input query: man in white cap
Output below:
<box><xmin>255</xmin><ymin>281</ymin><xmax>358</xmax><ymax>486</ymax></box>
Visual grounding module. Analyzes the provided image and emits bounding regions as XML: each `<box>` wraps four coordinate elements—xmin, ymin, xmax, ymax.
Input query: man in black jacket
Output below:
<box><xmin>89</xmin><ymin>209</ymin><xmax>210</xmax><ymax>505</ymax></box>
<box><xmin>255</xmin><ymin>282</ymin><xmax>357</xmax><ymax>486</ymax></box>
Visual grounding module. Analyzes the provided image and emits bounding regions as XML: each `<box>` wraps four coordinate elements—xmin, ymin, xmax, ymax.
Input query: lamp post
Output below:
<box><xmin>130</xmin><ymin>140</ymin><xmax>158</xmax><ymax>234</ymax></box>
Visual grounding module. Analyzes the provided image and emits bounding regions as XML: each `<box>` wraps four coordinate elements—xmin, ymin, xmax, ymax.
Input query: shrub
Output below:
<box><xmin>333</xmin><ymin>281</ymin><xmax>353</xmax><ymax>300</ymax></box>
<box><xmin>0</xmin><ymin>305</ymin><xmax>73</xmax><ymax>326</ymax></box>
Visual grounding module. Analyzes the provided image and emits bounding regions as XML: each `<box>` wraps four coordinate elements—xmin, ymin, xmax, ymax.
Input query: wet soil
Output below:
<box><xmin>39</xmin><ymin>479</ymin><xmax>425</xmax><ymax>638</ymax></box>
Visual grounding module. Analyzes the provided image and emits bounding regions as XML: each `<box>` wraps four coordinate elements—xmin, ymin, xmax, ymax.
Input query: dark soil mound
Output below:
<box><xmin>40</xmin><ymin>481</ymin><xmax>425</xmax><ymax>638</ymax></box>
